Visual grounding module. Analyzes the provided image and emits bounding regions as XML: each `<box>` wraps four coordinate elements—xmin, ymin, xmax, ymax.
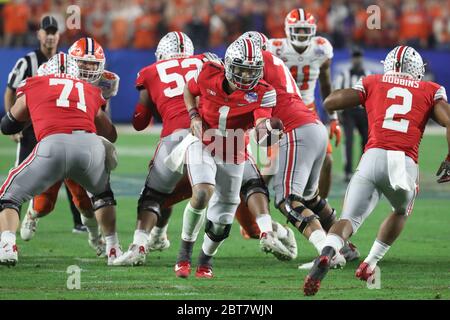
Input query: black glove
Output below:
<box><xmin>436</xmin><ymin>156</ymin><xmax>450</xmax><ymax>183</ymax></box>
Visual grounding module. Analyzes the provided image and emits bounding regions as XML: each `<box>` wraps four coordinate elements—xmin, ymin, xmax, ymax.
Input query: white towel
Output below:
<box><xmin>387</xmin><ymin>150</ymin><xmax>413</xmax><ymax>191</ymax></box>
<box><xmin>164</xmin><ymin>134</ymin><xmax>199</xmax><ymax>173</ymax></box>
<box><xmin>98</xmin><ymin>136</ymin><xmax>118</xmax><ymax>171</ymax></box>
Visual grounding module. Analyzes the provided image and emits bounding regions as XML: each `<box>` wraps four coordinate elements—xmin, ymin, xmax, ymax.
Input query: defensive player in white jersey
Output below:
<box><xmin>20</xmin><ymin>37</ymin><xmax>120</xmax><ymax>258</ymax></box>
<box><xmin>268</xmin><ymin>8</ymin><xmax>341</xmax><ymax>199</ymax></box>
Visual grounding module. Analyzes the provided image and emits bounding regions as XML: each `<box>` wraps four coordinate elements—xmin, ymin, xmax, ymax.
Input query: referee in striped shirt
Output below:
<box><xmin>3</xmin><ymin>15</ymin><xmax>86</xmax><ymax>233</ymax></box>
<box><xmin>334</xmin><ymin>47</ymin><xmax>369</xmax><ymax>182</ymax></box>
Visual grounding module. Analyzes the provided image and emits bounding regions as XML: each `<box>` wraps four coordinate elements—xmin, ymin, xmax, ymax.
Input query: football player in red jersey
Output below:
<box><xmin>0</xmin><ymin>53</ymin><xmax>122</xmax><ymax>266</ymax></box>
<box><xmin>268</xmin><ymin>8</ymin><xmax>342</xmax><ymax>200</ymax></box>
<box><xmin>113</xmin><ymin>32</ymin><xmax>224</xmax><ymax>266</ymax></box>
<box><xmin>20</xmin><ymin>38</ymin><xmax>120</xmax><ymax>258</ymax></box>
<box><xmin>175</xmin><ymin>38</ymin><xmax>279</xmax><ymax>278</ymax></box>
<box><xmin>236</xmin><ymin>31</ymin><xmax>360</xmax><ymax>267</ymax></box>
<box><xmin>303</xmin><ymin>46</ymin><xmax>450</xmax><ymax>296</ymax></box>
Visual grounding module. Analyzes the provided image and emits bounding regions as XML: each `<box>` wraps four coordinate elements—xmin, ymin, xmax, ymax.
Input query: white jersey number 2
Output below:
<box><xmin>49</xmin><ymin>78</ymin><xmax>87</xmax><ymax>112</ymax></box>
<box><xmin>382</xmin><ymin>87</ymin><xmax>412</xmax><ymax>133</ymax></box>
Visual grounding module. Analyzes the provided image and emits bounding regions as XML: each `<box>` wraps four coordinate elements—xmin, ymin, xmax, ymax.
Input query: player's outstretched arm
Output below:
<box><xmin>1</xmin><ymin>94</ymin><xmax>29</xmax><ymax>135</ymax></box>
<box><xmin>323</xmin><ymin>88</ymin><xmax>361</xmax><ymax>112</ymax></box>
<box><xmin>95</xmin><ymin>109</ymin><xmax>117</xmax><ymax>143</ymax></box>
<box><xmin>433</xmin><ymin>99</ymin><xmax>450</xmax><ymax>183</ymax></box>
<box><xmin>320</xmin><ymin>59</ymin><xmax>341</xmax><ymax>146</ymax></box>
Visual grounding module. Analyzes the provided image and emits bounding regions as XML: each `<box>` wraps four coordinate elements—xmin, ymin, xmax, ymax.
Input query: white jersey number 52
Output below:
<box><xmin>156</xmin><ymin>58</ymin><xmax>203</xmax><ymax>98</ymax></box>
<box><xmin>382</xmin><ymin>87</ymin><xmax>412</xmax><ymax>133</ymax></box>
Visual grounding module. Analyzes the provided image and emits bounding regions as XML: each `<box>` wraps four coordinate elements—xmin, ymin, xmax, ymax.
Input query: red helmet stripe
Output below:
<box><xmin>59</xmin><ymin>53</ymin><xmax>65</xmax><ymax>73</ymax></box>
<box><xmin>396</xmin><ymin>46</ymin><xmax>406</xmax><ymax>72</ymax></box>
<box><xmin>245</xmin><ymin>38</ymin><xmax>253</xmax><ymax>61</ymax></box>
<box><xmin>176</xmin><ymin>31</ymin><xmax>185</xmax><ymax>53</ymax></box>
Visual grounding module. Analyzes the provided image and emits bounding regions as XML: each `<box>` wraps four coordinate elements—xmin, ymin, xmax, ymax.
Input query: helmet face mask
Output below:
<box><xmin>75</xmin><ymin>57</ymin><xmax>104</xmax><ymax>83</ymax></box>
<box><xmin>68</xmin><ymin>37</ymin><xmax>105</xmax><ymax>83</ymax></box>
<box><xmin>225</xmin><ymin>38</ymin><xmax>264</xmax><ymax>91</ymax></box>
<box><xmin>285</xmin><ymin>9</ymin><xmax>317</xmax><ymax>48</ymax></box>
<box><xmin>155</xmin><ymin>31</ymin><xmax>194</xmax><ymax>61</ymax></box>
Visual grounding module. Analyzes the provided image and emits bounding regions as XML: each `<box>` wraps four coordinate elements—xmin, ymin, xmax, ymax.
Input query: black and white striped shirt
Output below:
<box><xmin>7</xmin><ymin>49</ymin><xmax>49</xmax><ymax>90</ymax></box>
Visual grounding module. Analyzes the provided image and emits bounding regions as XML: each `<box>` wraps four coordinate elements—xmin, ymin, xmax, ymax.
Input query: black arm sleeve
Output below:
<box><xmin>0</xmin><ymin>112</ymin><xmax>26</xmax><ymax>135</ymax></box>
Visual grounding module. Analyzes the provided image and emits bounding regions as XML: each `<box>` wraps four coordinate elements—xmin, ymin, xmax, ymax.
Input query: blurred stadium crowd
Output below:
<box><xmin>1</xmin><ymin>0</ymin><xmax>450</xmax><ymax>50</ymax></box>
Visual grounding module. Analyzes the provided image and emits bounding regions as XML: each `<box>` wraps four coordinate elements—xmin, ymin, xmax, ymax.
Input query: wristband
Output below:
<box><xmin>189</xmin><ymin>108</ymin><xmax>200</xmax><ymax>120</ymax></box>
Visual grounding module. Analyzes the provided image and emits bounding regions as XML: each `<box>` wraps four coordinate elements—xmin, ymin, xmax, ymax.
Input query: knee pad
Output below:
<box><xmin>205</xmin><ymin>220</ymin><xmax>232</xmax><ymax>242</ymax></box>
<box><xmin>304</xmin><ymin>195</ymin><xmax>336</xmax><ymax>230</ymax></box>
<box><xmin>284</xmin><ymin>194</ymin><xmax>319</xmax><ymax>233</ymax></box>
<box><xmin>240</xmin><ymin>178</ymin><xmax>269</xmax><ymax>204</ymax></box>
<box><xmin>0</xmin><ymin>200</ymin><xmax>20</xmax><ymax>215</ymax></box>
<box><xmin>32</xmin><ymin>195</ymin><xmax>56</xmax><ymax>214</ymax></box>
<box><xmin>304</xmin><ymin>195</ymin><xmax>327</xmax><ymax>213</ymax></box>
<box><xmin>137</xmin><ymin>186</ymin><xmax>168</xmax><ymax>219</ymax></box>
<box><xmin>91</xmin><ymin>189</ymin><xmax>116</xmax><ymax>211</ymax></box>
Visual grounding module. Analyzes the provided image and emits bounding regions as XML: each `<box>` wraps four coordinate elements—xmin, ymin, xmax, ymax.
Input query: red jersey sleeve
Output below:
<box><xmin>253</xmin><ymin>107</ymin><xmax>273</xmax><ymax>124</ymax></box>
<box><xmin>15</xmin><ymin>79</ymin><xmax>30</xmax><ymax>98</ymax></box>
<box><xmin>135</xmin><ymin>66</ymin><xmax>150</xmax><ymax>90</ymax></box>
<box><xmin>353</xmin><ymin>76</ymin><xmax>369</xmax><ymax>105</ymax></box>
<box><xmin>187</xmin><ymin>70</ymin><xmax>202</xmax><ymax>96</ymax></box>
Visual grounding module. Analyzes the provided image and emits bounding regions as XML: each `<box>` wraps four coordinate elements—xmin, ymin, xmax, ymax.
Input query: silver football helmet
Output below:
<box><xmin>224</xmin><ymin>38</ymin><xmax>264</xmax><ymax>91</ymax></box>
<box><xmin>39</xmin><ymin>52</ymin><xmax>79</xmax><ymax>78</ymax></box>
<box><xmin>155</xmin><ymin>31</ymin><xmax>194</xmax><ymax>61</ymax></box>
<box><xmin>239</xmin><ymin>31</ymin><xmax>269</xmax><ymax>51</ymax></box>
<box><xmin>383</xmin><ymin>46</ymin><xmax>425</xmax><ymax>80</ymax></box>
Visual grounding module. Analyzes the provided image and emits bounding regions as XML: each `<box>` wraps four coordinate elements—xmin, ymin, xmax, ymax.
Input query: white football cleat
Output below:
<box><xmin>147</xmin><ymin>233</ymin><xmax>170</xmax><ymax>252</ymax></box>
<box><xmin>20</xmin><ymin>212</ymin><xmax>38</xmax><ymax>241</ymax></box>
<box><xmin>260</xmin><ymin>231</ymin><xmax>293</xmax><ymax>261</ymax></box>
<box><xmin>112</xmin><ymin>244</ymin><xmax>146</xmax><ymax>266</ymax></box>
<box><xmin>88</xmin><ymin>235</ymin><xmax>106</xmax><ymax>257</ymax></box>
<box><xmin>274</xmin><ymin>222</ymin><xmax>298</xmax><ymax>260</ymax></box>
<box><xmin>0</xmin><ymin>241</ymin><xmax>18</xmax><ymax>267</ymax></box>
<box><xmin>298</xmin><ymin>252</ymin><xmax>347</xmax><ymax>270</ymax></box>
<box><xmin>107</xmin><ymin>246</ymin><xmax>123</xmax><ymax>266</ymax></box>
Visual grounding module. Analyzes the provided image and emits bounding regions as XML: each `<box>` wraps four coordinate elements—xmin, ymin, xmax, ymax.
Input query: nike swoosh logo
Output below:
<box><xmin>174</xmin><ymin>265</ymin><xmax>184</xmax><ymax>271</ymax></box>
<box><xmin>134</xmin><ymin>113</ymin><xmax>141</xmax><ymax>118</ymax></box>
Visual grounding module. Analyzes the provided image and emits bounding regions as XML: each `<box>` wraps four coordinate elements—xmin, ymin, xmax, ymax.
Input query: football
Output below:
<box><xmin>254</xmin><ymin>117</ymin><xmax>284</xmax><ymax>146</ymax></box>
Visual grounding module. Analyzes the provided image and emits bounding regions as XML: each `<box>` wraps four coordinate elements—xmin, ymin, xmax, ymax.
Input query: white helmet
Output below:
<box><xmin>38</xmin><ymin>52</ymin><xmax>79</xmax><ymax>78</ymax></box>
<box><xmin>284</xmin><ymin>8</ymin><xmax>317</xmax><ymax>48</ymax></box>
<box><xmin>383</xmin><ymin>46</ymin><xmax>425</xmax><ymax>80</ymax></box>
<box><xmin>224</xmin><ymin>38</ymin><xmax>264</xmax><ymax>91</ymax></box>
<box><xmin>155</xmin><ymin>31</ymin><xmax>194</xmax><ymax>61</ymax></box>
<box><xmin>239</xmin><ymin>31</ymin><xmax>269</xmax><ymax>51</ymax></box>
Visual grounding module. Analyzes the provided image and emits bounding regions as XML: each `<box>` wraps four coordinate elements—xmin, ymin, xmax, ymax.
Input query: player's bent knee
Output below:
<box><xmin>0</xmin><ymin>200</ymin><xmax>20</xmax><ymax>215</ymax></box>
<box><xmin>240</xmin><ymin>178</ymin><xmax>269</xmax><ymax>204</ymax></box>
<box><xmin>137</xmin><ymin>186</ymin><xmax>168</xmax><ymax>219</ymax></box>
<box><xmin>91</xmin><ymin>189</ymin><xmax>117</xmax><ymax>211</ymax></box>
<box><xmin>205</xmin><ymin>220</ymin><xmax>232</xmax><ymax>242</ymax></box>
<box><xmin>283</xmin><ymin>194</ymin><xmax>319</xmax><ymax>233</ymax></box>
<box><xmin>191</xmin><ymin>184</ymin><xmax>214</xmax><ymax>208</ymax></box>
<box><xmin>304</xmin><ymin>194</ymin><xmax>336</xmax><ymax>230</ymax></box>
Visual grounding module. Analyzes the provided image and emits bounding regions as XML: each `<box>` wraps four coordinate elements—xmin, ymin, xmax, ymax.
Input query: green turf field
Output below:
<box><xmin>0</xmin><ymin>129</ymin><xmax>449</xmax><ymax>300</ymax></box>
